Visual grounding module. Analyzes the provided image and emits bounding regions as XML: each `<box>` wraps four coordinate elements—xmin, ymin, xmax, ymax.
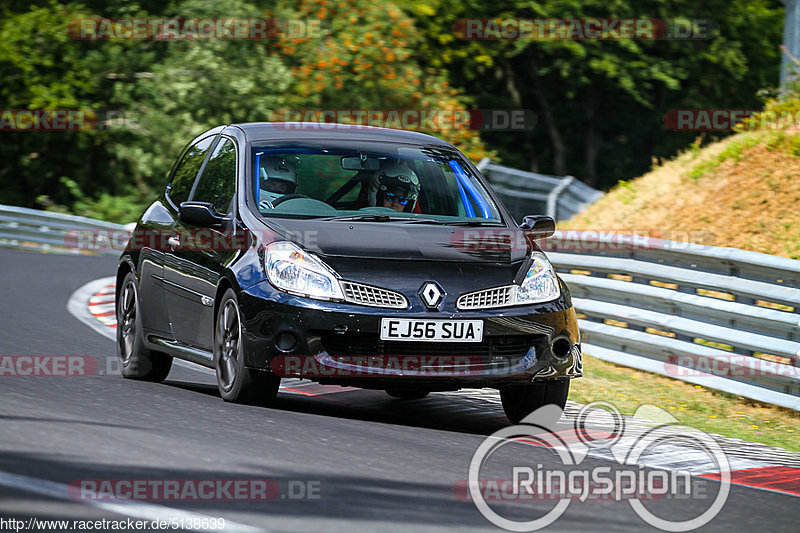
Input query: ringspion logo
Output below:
<box><xmin>466</xmin><ymin>403</ymin><xmax>731</xmax><ymax>531</ymax></box>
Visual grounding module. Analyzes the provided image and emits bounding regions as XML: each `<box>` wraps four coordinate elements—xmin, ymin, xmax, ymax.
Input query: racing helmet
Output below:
<box><xmin>259</xmin><ymin>156</ymin><xmax>297</xmax><ymax>206</ymax></box>
<box><xmin>368</xmin><ymin>162</ymin><xmax>420</xmax><ymax>212</ymax></box>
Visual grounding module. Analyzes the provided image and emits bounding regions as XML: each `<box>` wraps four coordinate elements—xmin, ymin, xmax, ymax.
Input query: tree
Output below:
<box><xmin>403</xmin><ymin>0</ymin><xmax>783</xmax><ymax>187</ymax></box>
<box><xmin>112</xmin><ymin>0</ymin><xmax>293</xmax><ymax>192</ymax></box>
<box><xmin>267</xmin><ymin>0</ymin><xmax>490</xmax><ymax>161</ymax></box>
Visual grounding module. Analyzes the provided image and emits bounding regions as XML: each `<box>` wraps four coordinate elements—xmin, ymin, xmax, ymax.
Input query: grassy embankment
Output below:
<box><xmin>561</xmin><ymin>130</ymin><xmax>800</xmax><ymax>451</ymax></box>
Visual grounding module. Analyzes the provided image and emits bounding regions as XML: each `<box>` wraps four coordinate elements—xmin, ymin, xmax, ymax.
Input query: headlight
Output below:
<box><xmin>265</xmin><ymin>242</ymin><xmax>344</xmax><ymax>301</ymax></box>
<box><xmin>515</xmin><ymin>252</ymin><xmax>560</xmax><ymax>304</ymax></box>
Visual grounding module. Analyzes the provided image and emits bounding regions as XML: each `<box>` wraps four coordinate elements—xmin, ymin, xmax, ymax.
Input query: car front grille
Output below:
<box><xmin>321</xmin><ymin>332</ymin><xmax>540</xmax><ymax>361</ymax></box>
<box><xmin>457</xmin><ymin>286</ymin><xmax>515</xmax><ymax>310</ymax></box>
<box><xmin>341</xmin><ymin>281</ymin><xmax>408</xmax><ymax>309</ymax></box>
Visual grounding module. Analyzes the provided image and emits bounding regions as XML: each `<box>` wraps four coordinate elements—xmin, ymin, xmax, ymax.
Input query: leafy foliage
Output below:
<box><xmin>0</xmin><ymin>0</ymin><xmax>786</xmax><ymax>221</ymax></box>
<box><xmin>401</xmin><ymin>0</ymin><xmax>783</xmax><ymax>184</ymax></box>
<box><xmin>268</xmin><ymin>0</ymin><xmax>490</xmax><ymax>160</ymax></box>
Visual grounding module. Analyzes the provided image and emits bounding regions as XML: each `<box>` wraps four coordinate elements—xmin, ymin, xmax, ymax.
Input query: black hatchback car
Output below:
<box><xmin>116</xmin><ymin>123</ymin><xmax>582</xmax><ymax>423</ymax></box>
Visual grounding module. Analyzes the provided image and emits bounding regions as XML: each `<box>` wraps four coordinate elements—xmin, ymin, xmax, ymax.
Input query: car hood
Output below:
<box><xmin>261</xmin><ymin>218</ymin><xmax>534</xmax><ymax>263</ymax></box>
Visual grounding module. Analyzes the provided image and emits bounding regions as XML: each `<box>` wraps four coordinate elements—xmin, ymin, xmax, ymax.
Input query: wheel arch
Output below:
<box><xmin>115</xmin><ymin>257</ymin><xmax>136</xmax><ymax>303</ymax></box>
<box><xmin>213</xmin><ymin>271</ymin><xmax>241</xmax><ymax>322</ymax></box>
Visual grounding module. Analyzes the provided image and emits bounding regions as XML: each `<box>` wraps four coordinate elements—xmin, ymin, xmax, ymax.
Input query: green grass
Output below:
<box><xmin>614</xmin><ymin>179</ymin><xmax>638</xmax><ymax>204</ymax></box>
<box><xmin>688</xmin><ymin>158</ymin><xmax>720</xmax><ymax>182</ymax></box>
<box><xmin>571</xmin><ymin>354</ymin><xmax>800</xmax><ymax>452</ymax></box>
<box><xmin>688</xmin><ymin>134</ymin><xmax>763</xmax><ymax>182</ymax></box>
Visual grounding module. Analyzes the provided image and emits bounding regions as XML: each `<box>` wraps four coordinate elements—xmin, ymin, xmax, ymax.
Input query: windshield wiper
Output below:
<box><xmin>319</xmin><ymin>215</ymin><xmax>501</xmax><ymax>226</ymax></box>
<box><xmin>396</xmin><ymin>218</ymin><xmax>447</xmax><ymax>225</ymax></box>
<box><xmin>322</xmin><ymin>215</ymin><xmax>449</xmax><ymax>225</ymax></box>
<box><xmin>444</xmin><ymin>220</ymin><xmax>505</xmax><ymax>227</ymax></box>
<box><xmin>320</xmin><ymin>214</ymin><xmax>410</xmax><ymax>222</ymax></box>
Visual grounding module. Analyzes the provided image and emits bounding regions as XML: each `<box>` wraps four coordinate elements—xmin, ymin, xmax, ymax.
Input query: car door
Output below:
<box><xmin>140</xmin><ymin>134</ymin><xmax>216</xmax><ymax>338</ymax></box>
<box><xmin>163</xmin><ymin>136</ymin><xmax>239</xmax><ymax>351</ymax></box>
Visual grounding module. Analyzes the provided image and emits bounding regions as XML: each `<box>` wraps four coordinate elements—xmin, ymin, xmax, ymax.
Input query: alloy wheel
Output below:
<box><xmin>118</xmin><ymin>280</ymin><xmax>137</xmax><ymax>364</ymax></box>
<box><xmin>216</xmin><ymin>299</ymin><xmax>240</xmax><ymax>392</ymax></box>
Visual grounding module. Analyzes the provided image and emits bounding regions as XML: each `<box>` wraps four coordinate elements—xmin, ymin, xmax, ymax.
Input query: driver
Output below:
<box><xmin>259</xmin><ymin>156</ymin><xmax>297</xmax><ymax>209</ymax></box>
<box><xmin>367</xmin><ymin>162</ymin><xmax>420</xmax><ymax>213</ymax></box>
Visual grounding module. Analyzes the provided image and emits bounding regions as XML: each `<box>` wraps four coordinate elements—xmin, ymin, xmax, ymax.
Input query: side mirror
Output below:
<box><xmin>179</xmin><ymin>202</ymin><xmax>225</xmax><ymax>227</ymax></box>
<box><xmin>520</xmin><ymin>215</ymin><xmax>556</xmax><ymax>238</ymax></box>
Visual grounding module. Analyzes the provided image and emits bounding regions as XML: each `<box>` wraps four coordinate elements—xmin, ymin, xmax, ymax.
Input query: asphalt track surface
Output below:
<box><xmin>0</xmin><ymin>247</ymin><xmax>798</xmax><ymax>532</ymax></box>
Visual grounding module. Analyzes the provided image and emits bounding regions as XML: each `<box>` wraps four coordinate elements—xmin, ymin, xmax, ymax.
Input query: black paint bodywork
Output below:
<box><xmin>118</xmin><ymin>123</ymin><xmax>582</xmax><ymax>390</ymax></box>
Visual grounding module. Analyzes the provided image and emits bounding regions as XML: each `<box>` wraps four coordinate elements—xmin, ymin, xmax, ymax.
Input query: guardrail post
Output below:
<box><xmin>546</xmin><ymin>175</ymin><xmax>574</xmax><ymax>219</ymax></box>
<box><xmin>781</xmin><ymin>0</ymin><xmax>800</xmax><ymax>86</ymax></box>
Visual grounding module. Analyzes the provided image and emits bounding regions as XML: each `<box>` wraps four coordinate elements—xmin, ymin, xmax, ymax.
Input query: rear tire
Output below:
<box><xmin>116</xmin><ymin>272</ymin><xmax>173</xmax><ymax>382</ymax></box>
<box><xmin>500</xmin><ymin>380</ymin><xmax>570</xmax><ymax>424</ymax></box>
<box><xmin>215</xmin><ymin>288</ymin><xmax>280</xmax><ymax>405</ymax></box>
<box><xmin>385</xmin><ymin>389</ymin><xmax>430</xmax><ymax>400</ymax></box>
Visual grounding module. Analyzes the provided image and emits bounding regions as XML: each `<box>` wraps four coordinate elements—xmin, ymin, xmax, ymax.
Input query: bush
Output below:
<box><xmin>36</xmin><ymin>177</ymin><xmax>150</xmax><ymax>224</ymax></box>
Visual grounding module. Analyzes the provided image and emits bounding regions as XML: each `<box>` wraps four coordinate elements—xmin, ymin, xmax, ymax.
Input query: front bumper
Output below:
<box><xmin>238</xmin><ymin>280</ymin><xmax>582</xmax><ymax>389</ymax></box>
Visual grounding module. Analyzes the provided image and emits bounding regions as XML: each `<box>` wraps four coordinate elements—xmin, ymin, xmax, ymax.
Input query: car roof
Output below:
<box><xmin>231</xmin><ymin>122</ymin><xmax>454</xmax><ymax>146</ymax></box>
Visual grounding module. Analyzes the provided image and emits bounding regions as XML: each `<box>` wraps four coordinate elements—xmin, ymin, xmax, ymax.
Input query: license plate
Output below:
<box><xmin>380</xmin><ymin>318</ymin><xmax>483</xmax><ymax>342</ymax></box>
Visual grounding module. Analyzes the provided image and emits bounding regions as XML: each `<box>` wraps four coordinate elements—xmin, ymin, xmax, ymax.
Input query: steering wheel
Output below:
<box><xmin>271</xmin><ymin>194</ymin><xmax>309</xmax><ymax>206</ymax></box>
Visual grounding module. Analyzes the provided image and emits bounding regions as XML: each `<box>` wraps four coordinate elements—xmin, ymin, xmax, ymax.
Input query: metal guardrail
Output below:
<box><xmin>1</xmin><ymin>204</ymin><xmax>798</xmax><ymax>410</ymax></box>
<box><xmin>548</xmin><ymin>230</ymin><xmax>800</xmax><ymax>411</ymax></box>
<box><xmin>476</xmin><ymin>158</ymin><xmax>603</xmax><ymax>221</ymax></box>
<box><xmin>781</xmin><ymin>0</ymin><xmax>799</xmax><ymax>86</ymax></box>
<box><xmin>0</xmin><ymin>204</ymin><xmax>130</xmax><ymax>256</ymax></box>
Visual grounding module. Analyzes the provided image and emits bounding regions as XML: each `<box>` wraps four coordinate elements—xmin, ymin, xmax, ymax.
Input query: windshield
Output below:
<box><xmin>251</xmin><ymin>143</ymin><xmax>503</xmax><ymax>224</ymax></box>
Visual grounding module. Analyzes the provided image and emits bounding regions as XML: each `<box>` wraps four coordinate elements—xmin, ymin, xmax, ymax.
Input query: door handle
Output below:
<box><xmin>168</xmin><ymin>236</ymin><xmax>180</xmax><ymax>249</ymax></box>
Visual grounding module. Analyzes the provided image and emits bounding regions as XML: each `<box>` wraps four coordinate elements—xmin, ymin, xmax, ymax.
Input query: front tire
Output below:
<box><xmin>116</xmin><ymin>271</ymin><xmax>173</xmax><ymax>382</ymax></box>
<box><xmin>214</xmin><ymin>288</ymin><xmax>280</xmax><ymax>405</ymax></box>
<box><xmin>500</xmin><ymin>379</ymin><xmax>570</xmax><ymax>424</ymax></box>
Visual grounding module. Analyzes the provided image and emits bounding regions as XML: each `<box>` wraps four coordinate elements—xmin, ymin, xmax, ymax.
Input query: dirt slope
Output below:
<box><xmin>562</xmin><ymin>131</ymin><xmax>800</xmax><ymax>258</ymax></box>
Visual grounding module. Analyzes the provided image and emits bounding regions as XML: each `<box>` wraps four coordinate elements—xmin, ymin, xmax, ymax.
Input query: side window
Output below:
<box><xmin>190</xmin><ymin>138</ymin><xmax>236</xmax><ymax>214</ymax></box>
<box><xmin>167</xmin><ymin>136</ymin><xmax>215</xmax><ymax>206</ymax></box>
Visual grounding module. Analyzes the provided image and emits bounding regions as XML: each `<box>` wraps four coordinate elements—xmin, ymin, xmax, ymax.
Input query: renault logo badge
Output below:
<box><xmin>419</xmin><ymin>281</ymin><xmax>445</xmax><ymax>309</ymax></box>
